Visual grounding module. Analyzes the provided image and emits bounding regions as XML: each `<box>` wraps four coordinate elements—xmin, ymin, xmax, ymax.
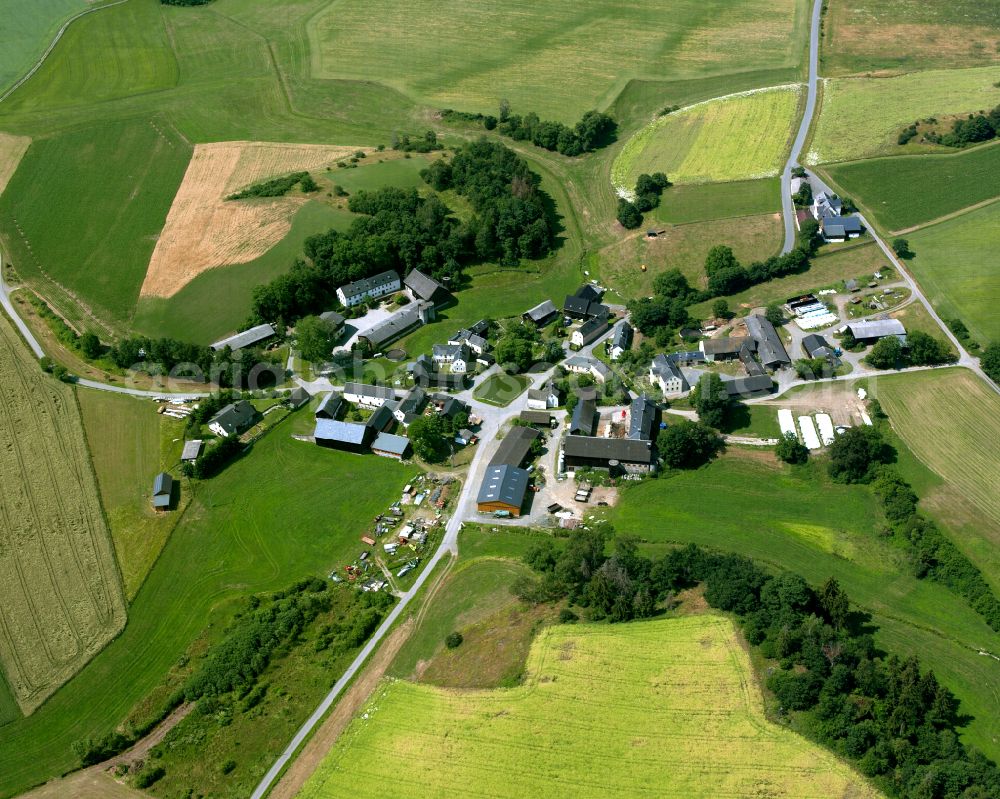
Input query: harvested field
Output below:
<box><xmin>141</xmin><ymin>142</ymin><xmax>361</xmax><ymax>298</ymax></box>
<box><xmin>0</xmin><ymin>313</ymin><xmax>126</xmax><ymax>713</ymax></box>
<box><xmin>0</xmin><ymin>133</ymin><xmax>30</xmax><ymax>197</ymax></box>
<box><xmin>298</xmin><ymin>616</ymin><xmax>879</xmax><ymax>798</ymax></box>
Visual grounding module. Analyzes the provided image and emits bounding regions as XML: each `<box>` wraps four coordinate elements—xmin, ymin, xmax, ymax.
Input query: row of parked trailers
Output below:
<box><xmin>777</xmin><ymin>409</ymin><xmax>836</xmax><ymax>450</ymax></box>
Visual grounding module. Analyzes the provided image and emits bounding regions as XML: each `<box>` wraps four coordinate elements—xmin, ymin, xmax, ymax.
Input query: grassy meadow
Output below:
<box><xmin>610</xmin><ymin>451</ymin><xmax>1000</xmax><ymax>757</ymax></box>
<box><xmin>615</xmin><ymin>86</ymin><xmax>800</xmax><ymax>186</ymax></box>
<box><xmin>299</xmin><ymin>616</ymin><xmax>879</xmax><ymax>799</ymax></box>
<box><xmin>896</xmin><ymin>202</ymin><xmax>1000</xmax><ymax>343</ymax></box>
<box><xmin>0</xmin><ymin>425</ymin><xmax>412</xmax><ymax>798</ymax></box>
<box><xmin>808</xmin><ymin>66</ymin><xmax>1000</xmax><ymax>165</ymax></box>
<box><xmin>0</xmin><ymin>0</ymin><xmax>93</xmax><ymax>95</ymax></box>
<box><xmin>821</xmin><ymin>141</ymin><xmax>1000</xmax><ymax>232</ymax></box>
<box><xmin>310</xmin><ymin>0</ymin><xmax>809</xmax><ymax>122</ymax></box>
<box><xmin>652</xmin><ymin>178</ymin><xmax>781</xmax><ymax>224</ymax></box>
<box><xmin>473</xmin><ymin>373</ymin><xmax>530</xmax><ymax>406</ymax></box>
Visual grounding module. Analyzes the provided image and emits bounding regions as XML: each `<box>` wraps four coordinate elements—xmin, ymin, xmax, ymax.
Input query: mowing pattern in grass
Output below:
<box><xmin>877</xmin><ymin>369</ymin><xmax>1000</xmax><ymax>590</ymax></box>
<box><xmin>822</xmin><ymin>0</ymin><xmax>1000</xmax><ymax>75</ymax></box>
<box><xmin>0</xmin><ymin>118</ymin><xmax>192</xmax><ymax>326</ymax></box>
<box><xmin>614</xmin><ymin>85</ymin><xmax>800</xmax><ymax>187</ymax></box>
<box><xmin>0</xmin><ymin>428</ymin><xmax>411</xmax><ymax>798</ymax></box>
<box><xmin>652</xmin><ymin>178</ymin><xmax>781</xmax><ymax>224</ymax></box>
<box><xmin>900</xmin><ymin>201</ymin><xmax>1000</xmax><ymax>342</ymax></box>
<box><xmin>808</xmin><ymin>66</ymin><xmax>1000</xmax><ymax>165</ymax></box>
<box><xmin>300</xmin><ymin>616</ymin><xmax>878</xmax><ymax>799</ymax></box>
<box><xmin>611</xmin><ymin>453</ymin><xmax>1000</xmax><ymax>757</ymax></box>
<box><xmin>473</xmin><ymin>373</ymin><xmax>530</xmax><ymax>406</ymax></box>
<box><xmin>309</xmin><ymin>0</ymin><xmax>808</xmax><ymax>123</ymax></box>
<box><xmin>0</xmin><ymin>315</ymin><xmax>125</xmax><ymax>714</ymax></box>
<box><xmin>0</xmin><ymin>0</ymin><xmax>90</xmax><ymax>95</ymax></box>
<box><xmin>77</xmin><ymin>390</ymin><xmax>186</xmax><ymax>600</ymax></box>
<box><xmin>821</xmin><ymin>141</ymin><xmax>1000</xmax><ymax>233</ymax></box>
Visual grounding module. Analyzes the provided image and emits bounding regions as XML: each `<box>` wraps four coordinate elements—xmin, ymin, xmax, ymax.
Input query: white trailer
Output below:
<box><xmin>777</xmin><ymin>409</ymin><xmax>797</xmax><ymax>438</ymax></box>
<box><xmin>797</xmin><ymin>416</ymin><xmax>822</xmax><ymax>450</ymax></box>
<box><xmin>815</xmin><ymin>414</ymin><xmax>835</xmax><ymax>446</ymax></box>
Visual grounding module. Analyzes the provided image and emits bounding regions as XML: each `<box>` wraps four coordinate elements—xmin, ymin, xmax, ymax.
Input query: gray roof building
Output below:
<box><xmin>319</xmin><ymin>310</ymin><xmax>346</xmax><ymax>329</ymax></box>
<box><xmin>822</xmin><ymin>215</ymin><xmax>863</xmax><ymax>239</ymax></box>
<box><xmin>404</xmin><ymin>269</ymin><xmax>451</xmax><ymax>305</ymax></box>
<box><xmin>432</xmin><ymin>343</ymin><xmax>471</xmax><ymax>363</ymax></box>
<box><xmin>315</xmin><ymin>392</ymin><xmax>343</xmax><ymax>419</ymax></box>
<box><xmin>846</xmin><ymin>319</ymin><xmax>906</xmax><ymax>342</ymax></box>
<box><xmin>490</xmin><ymin>426</ymin><xmax>540</xmax><ymax>468</ymax></box>
<box><xmin>371</xmin><ymin>432</ymin><xmax>411</xmax><ymax>459</ymax></box>
<box><xmin>208</xmin><ymin>400</ymin><xmax>261</xmax><ymax>436</ymax></box>
<box><xmin>357</xmin><ymin>301</ymin><xmax>434</xmax><ymax>351</ymax></box>
<box><xmin>342</xmin><ymin>382</ymin><xmax>397</xmax><ymax>403</ymax></box>
<box><xmin>739</xmin><ymin>342</ymin><xmax>765</xmax><ymax>377</ymax></box>
<box><xmin>210</xmin><ymin>323</ymin><xmax>276</xmax><ymax>352</ymax></box>
<box><xmin>519</xmin><ymin>410</ymin><xmax>552</xmax><ymax>426</ymax></box>
<box><xmin>180</xmin><ymin>440</ymin><xmax>203</xmax><ymax>462</ymax></box>
<box><xmin>523</xmin><ymin>299</ymin><xmax>558</xmax><ymax>325</ymax></box>
<box><xmin>365</xmin><ymin>404</ymin><xmax>395</xmax><ymax>432</ymax></box>
<box><xmin>744</xmin><ymin>314</ymin><xmax>790</xmax><ymax>368</ymax></box>
<box><xmin>448</xmin><ymin>329</ymin><xmax>489</xmax><ymax>353</ymax></box>
<box><xmin>570</xmin><ymin>392</ymin><xmax>598</xmax><ymax>436</ymax></box>
<box><xmin>314</xmin><ymin>418</ymin><xmax>372</xmax><ymax>450</ymax></box>
<box><xmin>802</xmin><ymin>334</ymin><xmax>831</xmax><ymax>359</ymax></box>
<box><xmin>574</xmin><ymin>284</ymin><xmax>603</xmax><ymax>304</ymax></box>
<box><xmin>337</xmin><ymin>270</ymin><xmax>400</xmax><ymax>306</ymax></box>
<box><xmin>610</xmin><ymin>321</ymin><xmax>633</xmax><ymax>354</ymax></box>
<box><xmin>562</xmin><ymin>436</ymin><xmax>654</xmax><ymax>468</ymax></box>
<box><xmin>629</xmin><ymin>395</ymin><xmax>659</xmax><ymax>441</ymax></box>
<box><xmin>152</xmin><ymin>472</ymin><xmax>174</xmax><ymax>510</ymax></box>
<box><xmin>574</xmin><ymin>316</ymin><xmax>609</xmax><ymax>346</ymax></box>
<box><xmin>701</xmin><ymin>337</ymin><xmax>752</xmax><ymax>358</ymax></box>
<box><xmin>477</xmin><ymin>465</ymin><xmax>529</xmax><ymax>512</ymax></box>
<box><xmin>723</xmin><ymin>375</ymin><xmax>774</xmax><ymax>397</ymax></box>
<box><xmin>396</xmin><ymin>387</ymin><xmax>426</xmax><ymax>418</ymax></box>
<box><xmin>287</xmin><ymin>387</ymin><xmax>311</xmax><ymax>409</ymax></box>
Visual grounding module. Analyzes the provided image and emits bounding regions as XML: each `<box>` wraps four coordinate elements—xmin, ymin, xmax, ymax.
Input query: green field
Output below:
<box><xmin>0</xmin><ymin>117</ymin><xmax>191</xmax><ymax>328</ymax></box>
<box><xmin>610</xmin><ymin>452</ymin><xmax>1000</xmax><ymax>757</ymax></box>
<box><xmin>892</xmin><ymin>202</ymin><xmax>1000</xmax><ymax>343</ymax></box>
<box><xmin>614</xmin><ymin>86</ymin><xmax>800</xmax><ymax>187</ymax></box>
<box><xmin>808</xmin><ymin>66</ymin><xmax>1000</xmax><ymax>165</ymax></box>
<box><xmin>822</xmin><ymin>0</ymin><xmax>1000</xmax><ymax>75</ymax></box>
<box><xmin>876</xmin><ymin>369</ymin><xmax>1000</xmax><ymax>591</ymax></box>
<box><xmin>300</xmin><ymin>615</ymin><xmax>879</xmax><ymax>799</ymax></box>
<box><xmin>0</xmin><ymin>0</ymin><xmax>93</xmax><ymax>95</ymax></box>
<box><xmin>473</xmin><ymin>373</ymin><xmax>530</xmax><ymax>406</ymax></box>
<box><xmin>821</xmin><ymin>141</ymin><xmax>1000</xmax><ymax>232</ymax></box>
<box><xmin>0</xmin><ymin>425</ymin><xmax>411</xmax><ymax>798</ymax></box>
<box><xmin>310</xmin><ymin>0</ymin><xmax>809</xmax><ymax>123</ymax></box>
<box><xmin>652</xmin><ymin>178</ymin><xmax>781</xmax><ymax>224</ymax></box>
<box><xmin>77</xmin><ymin>389</ymin><xmax>187</xmax><ymax>600</ymax></box>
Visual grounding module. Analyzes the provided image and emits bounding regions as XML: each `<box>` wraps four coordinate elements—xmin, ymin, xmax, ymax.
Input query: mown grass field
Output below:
<box><xmin>822</xmin><ymin>0</ymin><xmax>1000</xmax><ymax>75</ymax></box>
<box><xmin>896</xmin><ymin>202</ymin><xmax>1000</xmax><ymax>343</ymax></box>
<box><xmin>310</xmin><ymin>0</ymin><xmax>809</xmax><ymax>123</ymax></box>
<box><xmin>0</xmin><ymin>0</ymin><xmax>91</xmax><ymax>95</ymax></box>
<box><xmin>808</xmin><ymin>66</ymin><xmax>1000</xmax><ymax>165</ymax></box>
<box><xmin>615</xmin><ymin>86</ymin><xmax>800</xmax><ymax>187</ymax></box>
<box><xmin>876</xmin><ymin>369</ymin><xmax>1000</xmax><ymax>591</ymax></box>
<box><xmin>77</xmin><ymin>389</ymin><xmax>186</xmax><ymax>600</ymax></box>
<box><xmin>300</xmin><ymin>615</ymin><xmax>879</xmax><ymax>799</ymax></box>
<box><xmin>610</xmin><ymin>451</ymin><xmax>1000</xmax><ymax>757</ymax></box>
<box><xmin>473</xmin><ymin>373</ymin><xmax>530</xmax><ymax>406</ymax></box>
<box><xmin>652</xmin><ymin>178</ymin><xmax>781</xmax><ymax>224</ymax></box>
<box><xmin>687</xmin><ymin>240</ymin><xmax>891</xmax><ymax>316</ymax></box>
<box><xmin>821</xmin><ymin>141</ymin><xmax>1000</xmax><ymax>232</ymax></box>
<box><xmin>0</xmin><ymin>424</ymin><xmax>411</xmax><ymax>798</ymax></box>
<box><xmin>0</xmin><ymin>314</ymin><xmax>126</xmax><ymax>715</ymax></box>
<box><xmin>0</xmin><ymin>118</ymin><xmax>191</xmax><ymax>328</ymax></box>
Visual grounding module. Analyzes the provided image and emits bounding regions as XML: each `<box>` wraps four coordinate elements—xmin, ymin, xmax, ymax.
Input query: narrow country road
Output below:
<box><xmin>779</xmin><ymin>0</ymin><xmax>823</xmax><ymax>254</ymax></box>
<box><xmin>0</xmin><ymin>256</ymin><xmax>45</xmax><ymax>359</ymax></box>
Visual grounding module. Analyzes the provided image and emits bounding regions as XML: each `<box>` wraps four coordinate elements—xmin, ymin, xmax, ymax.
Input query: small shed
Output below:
<box><xmin>180</xmin><ymin>440</ymin><xmax>203</xmax><ymax>462</ymax></box>
<box><xmin>152</xmin><ymin>472</ymin><xmax>174</xmax><ymax>512</ymax></box>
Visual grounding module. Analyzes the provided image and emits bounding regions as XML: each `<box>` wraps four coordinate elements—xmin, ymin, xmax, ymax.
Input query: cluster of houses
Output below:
<box><xmin>428</xmin><ymin>320</ymin><xmax>494</xmax><ymax>375</ymax></box>
<box><xmin>811</xmin><ymin>191</ymin><xmax>863</xmax><ymax>243</ymax></box>
<box><xmin>562</xmin><ymin>392</ymin><xmax>658</xmax><ymax>476</ymax></box>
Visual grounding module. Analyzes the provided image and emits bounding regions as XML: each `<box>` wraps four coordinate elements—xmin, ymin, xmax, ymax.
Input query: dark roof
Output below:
<box><xmin>314</xmin><ymin>419</ymin><xmax>369</xmax><ymax>445</ymax></box>
<box><xmin>404</xmin><ymin>269</ymin><xmax>449</xmax><ymax>302</ymax></box>
<box><xmin>744</xmin><ymin>315</ymin><xmax>790</xmax><ymax>367</ymax></box>
<box><xmin>343</xmin><ymin>382</ymin><xmax>396</xmax><ymax>401</ymax></box>
<box><xmin>210</xmin><ymin>323</ymin><xmax>276</xmax><ymax>352</ymax></box>
<box><xmin>477</xmin><ymin>465</ymin><xmax>529</xmax><ymax>509</ymax></box>
<box><xmin>702</xmin><ymin>337</ymin><xmax>752</xmax><ymax>356</ymax></box>
<box><xmin>469</xmin><ymin>319</ymin><xmax>490</xmax><ymax>336</ymax></box>
<box><xmin>365</xmin><ymin>404</ymin><xmax>395</xmax><ymax>430</ymax></box>
<box><xmin>520</xmin><ymin>410</ymin><xmax>552</xmax><ymax>425</ymax></box>
<box><xmin>438</xmin><ymin>396</ymin><xmax>469</xmax><ymax>418</ymax></box>
<box><xmin>209</xmin><ymin>400</ymin><xmax>260</xmax><ymax>435</ymax></box>
<box><xmin>433</xmin><ymin>343</ymin><xmax>470</xmax><ymax>361</ymax></box>
<box><xmin>371</xmin><ymin>432</ymin><xmax>411</xmax><ymax>456</ymax></box>
<box><xmin>339</xmin><ymin>270</ymin><xmax>399</xmax><ymax>299</ymax></box>
<box><xmin>611</xmin><ymin>321</ymin><xmax>633</xmax><ymax>350</ymax></box>
<box><xmin>802</xmin><ymin>334</ymin><xmax>830</xmax><ymax>358</ymax></box>
<box><xmin>629</xmin><ymin>395</ymin><xmax>658</xmax><ymax>441</ymax></box>
<box><xmin>576</xmin><ymin>316</ymin><xmax>608</xmax><ymax>342</ymax></box>
<box><xmin>563</xmin><ymin>295</ymin><xmax>591</xmax><ymax>316</ymax></box>
<box><xmin>288</xmin><ymin>387</ymin><xmax>311</xmax><ymax>409</ymax></box>
<box><xmin>821</xmin><ymin>215</ymin><xmax>862</xmax><ymax>235</ymax></box>
<box><xmin>397</xmin><ymin>387</ymin><xmax>425</xmax><ymax>415</ymax></box>
<box><xmin>152</xmin><ymin>472</ymin><xmax>173</xmax><ymax>497</ymax></box>
<box><xmin>574</xmin><ymin>284</ymin><xmax>603</xmax><ymax>303</ymax></box>
<box><xmin>563</xmin><ymin>436</ymin><xmax>653</xmax><ymax>465</ymax></box>
<box><xmin>357</xmin><ymin>303</ymin><xmax>427</xmax><ymax>349</ymax></box>
<box><xmin>315</xmin><ymin>392</ymin><xmax>343</xmax><ymax>419</ymax></box>
<box><xmin>739</xmin><ymin>343</ymin><xmax>765</xmax><ymax>377</ymax></box>
<box><xmin>570</xmin><ymin>394</ymin><xmax>597</xmax><ymax>436</ymax></box>
<box><xmin>320</xmin><ymin>310</ymin><xmax>345</xmax><ymax>327</ymax></box>
<box><xmin>490</xmin><ymin>426</ymin><xmax>540</xmax><ymax>467</ymax></box>
<box><xmin>724</xmin><ymin>375</ymin><xmax>774</xmax><ymax>397</ymax></box>
<box><xmin>524</xmin><ymin>299</ymin><xmax>558</xmax><ymax>323</ymax></box>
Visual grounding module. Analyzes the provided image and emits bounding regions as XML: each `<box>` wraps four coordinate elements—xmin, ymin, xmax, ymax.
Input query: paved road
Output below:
<box><xmin>779</xmin><ymin>0</ymin><xmax>823</xmax><ymax>254</ymax></box>
<box><xmin>0</xmin><ymin>257</ymin><xmax>45</xmax><ymax>358</ymax></box>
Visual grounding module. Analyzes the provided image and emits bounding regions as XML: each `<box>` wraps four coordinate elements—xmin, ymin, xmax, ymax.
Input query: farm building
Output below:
<box><xmin>343</xmin><ymin>382</ymin><xmax>396</xmax><ymax>407</ymax></box>
<box><xmin>432</xmin><ymin>343</ymin><xmax>472</xmax><ymax>373</ymax></box>
<box><xmin>569</xmin><ymin>390</ymin><xmax>598</xmax><ymax>436</ymax></box>
<box><xmin>846</xmin><ymin>319</ymin><xmax>907</xmax><ymax>344</ymax></box>
<box><xmin>723</xmin><ymin>375</ymin><xmax>774</xmax><ymax>398</ymax></box>
<box><xmin>410</xmin><ymin>355</ymin><xmax>468</xmax><ymax>390</ymax></box>
<box><xmin>563</xmin><ymin>285</ymin><xmax>608</xmax><ymax>320</ymax></box>
<box><xmin>365</xmin><ymin>404</ymin><xmax>396</xmax><ymax>433</ymax></box>
<box><xmin>314</xmin><ymin>419</ymin><xmax>373</xmax><ymax>453</ymax></box>
<box><xmin>287</xmin><ymin>386</ymin><xmax>311</xmax><ymax>409</ymax></box>
<box><xmin>802</xmin><ymin>334</ymin><xmax>840</xmax><ymax>363</ymax></box>
<box><xmin>356</xmin><ymin>301</ymin><xmax>435</xmax><ymax>351</ymax></box>
<box><xmin>404</xmin><ymin>268</ymin><xmax>451</xmax><ymax>306</ymax></box>
<box><xmin>151</xmin><ymin>472</ymin><xmax>175</xmax><ymax>512</ymax></box>
<box><xmin>522</xmin><ymin>299</ymin><xmax>558</xmax><ymax>326</ymax></box>
<box><xmin>447</xmin><ymin>328</ymin><xmax>489</xmax><ymax>355</ymax></box>
<box><xmin>180</xmin><ymin>440</ymin><xmax>203</xmax><ymax>462</ymax></box>
<box><xmin>394</xmin><ymin>387</ymin><xmax>426</xmax><ymax>424</ymax></box>
<box><xmin>574</xmin><ymin>284</ymin><xmax>603</xmax><ymax>304</ymax></box>
<box><xmin>526</xmin><ymin>381</ymin><xmax>560</xmax><ymax>410</ymax></box>
<box><xmin>562</xmin><ymin>436</ymin><xmax>654</xmax><ymax>473</ymax></box>
<box><xmin>210</xmin><ymin>323</ymin><xmax>276</xmax><ymax>352</ymax></box>
<box><xmin>564</xmin><ymin>354</ymin><xmax>611</xmax><ymax>383</ymax></box>
<box><xmin>700</xmin><ymin>337</ymin><xmax>752</xmax><ymax>361</ymax></box>
<box><xmin>610</xmin><ymin>321</ymin><xmax>633</xmax><ymax>360</ymax></box>
<box><xmin>668</xmin><ymin>350</ymin><xmax>706</xmax><ymax>366</ymax></box>
<box><xmin>821</xmin><ymin>215</ymin><xmax>863</xmax><ymax>242</ymax></box>
<box><xmin>431</xmin><ymin>394</ymin><xmax>469</xmax><ymax>421</ymax></box>
<box><xmin>649</xmin><ymin>354</ymin><xmax>688</xmax><ymax>397</ymax></box>
<box><xmin>629</xmin><ymin>395</ymin><xmax>660</xmax><ymax>441</ymax></box>
<box><xmin>744</xmin><ymin>315</ymin><xmax>790</xmax><ymax>369</ymax></box>
<box><xmin>208</xmin><ymin>400</ymin><xmax>261</xmax><ymax>437</ymax></box>
<box><xmin>739</xmin><ymin>343</ymin><xmax>766</xmax><ymax>377</ymax></box>
<box><xmin>315</xmin><ymin>392</ymin><xmax>344</xmax><ymax>419</ymax></box>
<box><xmin>455</xmin><ymin>428</ymin><xmax>477</xmax><ymax>446</ymax></box>
<box><xmin>336</xmin><ymin>270</ymin><xmax>401</xmax><ymax>307</ymax></box>
<box><xmin>319</xmin><ymin>310</ymin><xmax>346</xmax><ymax>333</ymax></box>
<box><xmin>476</xmin><ymin>464</ymin><xmax>530</xmax><ymax>517</ymax></box>
<box><xmin>811</xmin><ymin>191</ymin><xmax>842</xmax><ymax>220</ymax></box>
<box><xmin>572</xmin><ymin>316</ymin><xmax>609</xmax><ymax>348</ymax></box>
<box><xmin>490</xmin><ymin>426</ymin><xmax>541</xmax><ymax>468</ymax></box>
<box><xmin>519</xmin><ymin>410</ymin><xmax>553</xmax><ymax>427</ymax></box>
<box><xmin>371</xmin><ymin>432</ymin><xmax>412</xmax><ymax>460</ymax></box>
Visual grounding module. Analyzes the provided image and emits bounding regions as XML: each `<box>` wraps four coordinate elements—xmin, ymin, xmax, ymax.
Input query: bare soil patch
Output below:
<box><xmin>0</xmin><ymin>132</ymin><xmax>30</xmax><ymax>197</ymax></box>
<box><xmin>140</xmin><ymin>142</ymin><xmax>362</xmax><ymax>298</ymax></box>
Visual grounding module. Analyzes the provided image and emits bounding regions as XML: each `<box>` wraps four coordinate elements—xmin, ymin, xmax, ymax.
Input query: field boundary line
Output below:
<box><xmin>889</xmin><ymin>195</ymin><xmax>1000</xmax><ymax>236</ymax></box>
<box><xmin>0</xmin><ymin>0</ymin><xmax>132</xmax><ymax>106</ymax></box>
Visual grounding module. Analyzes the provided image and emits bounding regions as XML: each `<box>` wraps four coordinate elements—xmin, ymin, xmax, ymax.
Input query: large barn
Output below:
<box><xmin>476</xmin><ymin>465</ymin><xmax>530</xmax><ymax>517</ymax></box>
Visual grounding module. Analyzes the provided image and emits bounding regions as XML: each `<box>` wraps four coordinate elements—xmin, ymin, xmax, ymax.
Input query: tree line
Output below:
<box><xmin>249</xmin><ymin>139</ymin><xmax>555</xmax><ymax>329</ymax></box>
<box><xmin>107</xmin><ymin>336</ymin><xmax>280</xmax><ymax>388</ymax></box>
<box><xmin>226</xmin><ymin>171</ymin><xmax>317</xmax><ymax>200</ymax></box>
<box><xmin>903</xmin><ymin>104</ymin><xmax>1000</xmax><ymax>148</ymax></box>
<box><xmin>514</xmin><ymin>523</ymin><xmax>1000</xmax><ymax>798</ymax></box>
